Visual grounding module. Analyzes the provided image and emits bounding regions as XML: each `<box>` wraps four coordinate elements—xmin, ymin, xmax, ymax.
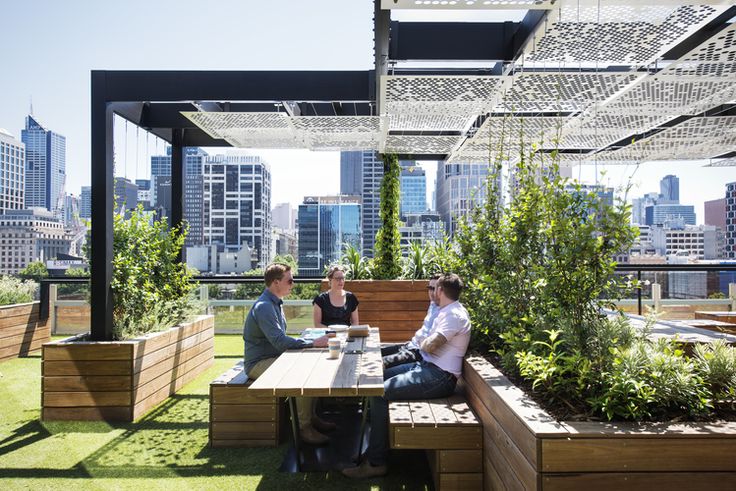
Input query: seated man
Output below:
<box><xmin>380</xmin><ymin>273</ymin><xmax>441</xmax><ymax>370</ymax></box>
<box><xmin>343</xmin><ymin>273</ymin><xmax>471</xmax><ymax>478</ymax></box>
<box><xmin>243</xmin><ymin>263</ymin><xmax>333</xmax><ymax>445</ymax></box>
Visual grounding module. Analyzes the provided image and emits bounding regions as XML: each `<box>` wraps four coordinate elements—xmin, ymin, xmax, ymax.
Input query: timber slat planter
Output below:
<box><xmin>42</xmin><ymin>315</ymin><xmax>214</xmax><ymax>421</ymax></box>
<box><xmin>320</xmin><ymin>280</ymin><xmax>429</xmax><ymax>343</ymax></box>
<box><xmin>0</xmin><ymin>302</ymin><xmax>49</xmax><ymax>362</ymax></box>
<box><xmin>463</xmin><ymin>356</ymin><xmax>736</xmax><ymax>490</ymax></box>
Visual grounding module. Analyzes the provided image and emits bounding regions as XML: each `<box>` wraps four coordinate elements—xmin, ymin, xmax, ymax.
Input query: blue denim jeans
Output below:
<box><xmin>366</xmin><ymin>360</ymin><xmax>457</xmax><ymax>466</ymax></box>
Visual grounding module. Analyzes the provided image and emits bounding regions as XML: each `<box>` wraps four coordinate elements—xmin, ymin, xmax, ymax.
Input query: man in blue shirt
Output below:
<box><xmin>244</xmin><ymin>263</ymin><xmax>332</xmax><ymax>445</ymax></box>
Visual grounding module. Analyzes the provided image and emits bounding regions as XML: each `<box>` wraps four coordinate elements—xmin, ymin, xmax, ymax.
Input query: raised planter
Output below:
<box><xmin>320</xmin><ymin>279</ymin><xmax>429</xmax><ymax>343</ymax></box>
<box><xmin>463</xmin><ymin>356</ymin><xmax>736</xmax><ymax>490</ymax></box>
<box><xmin>0</xmin><ymin>302</ymin><xmax>49</xmax><ymax>362</ymax></box>
<box><xmin>42</xmin><ymin>314</ymin><xmax>214</xmax><ymax>421</ymax></box>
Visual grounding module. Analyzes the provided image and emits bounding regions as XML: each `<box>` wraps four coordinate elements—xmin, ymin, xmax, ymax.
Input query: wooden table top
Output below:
<box><xmin>247</xmin><ymin>327</ymin><xmax>384</xmax><ymax>397</ymax></box>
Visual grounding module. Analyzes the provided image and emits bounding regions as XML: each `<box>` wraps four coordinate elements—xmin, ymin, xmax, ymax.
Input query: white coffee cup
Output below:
<box><xmin>328</xmin><ymin>338</ymin><xmax>341</xmax><ymax>359</ymax></box>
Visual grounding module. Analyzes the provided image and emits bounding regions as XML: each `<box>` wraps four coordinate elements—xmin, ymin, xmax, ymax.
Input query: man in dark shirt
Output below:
<box><xmin>243</xmin><ymin>263</ymin><xmax>333</xmax><ymax>445</ymax></box>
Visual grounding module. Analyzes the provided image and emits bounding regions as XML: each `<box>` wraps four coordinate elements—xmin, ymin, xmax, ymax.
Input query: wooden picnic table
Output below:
<box><xmin>247</xmin><ymin>326</ymin><xmax>384</xmax><ymax>471</ymax></box>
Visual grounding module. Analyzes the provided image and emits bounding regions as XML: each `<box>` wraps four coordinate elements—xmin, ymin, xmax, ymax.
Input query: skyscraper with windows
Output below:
<box><xmin>435</xmin><ymin>161</ymin><xmax>493</xmax><ymax>236</ymax></box>
<box><xmin>203</xmin><ymin>154</ymin><xmax>271</xmax><ymax>269</ymax></box>
<box><xmin>400</xmin><ymin>161</ymin><xmax>427</xmax><ymax>217</ymax></box>
<box><xmin>339</xmin><ymin>151</ymin><xmax>383</xmax><ymax>257</ymax></box>
<box><xmin>727</xmin><ymin>181</ymin><xmax>736</xmax><ymax>259</ymax></box>
<box><xmin>340</xmin><ymin>151</ymin><xmax>362</xmax><ymax>197</ymax></box>
<box><xmin>21</xmin><ymin>115</ymin><xmax>65</xmax><ymax>213</ymax></box>
<box><xmin>297</xmin><ymin>195</ymin><xmax>361</xmax><ymax>277</ymax></box>
<box><xmin>660</xmin><ymin>174</ymin><xmax>680</xmax><ymax>203</ymax></box>
<box><xmin>79</xmin><ymin>186</ymin><xmax>91</xmax><ymax>220</ymax></box>
<box><xmin>0</xmin><ymin>129</ymin><xmax>25</xmax><ymax>214</ymax></box>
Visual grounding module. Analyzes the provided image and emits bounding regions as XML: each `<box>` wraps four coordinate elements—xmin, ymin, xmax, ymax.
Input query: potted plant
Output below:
<box><xmin>42</xmin><ymin>206</ymin><xmax>214</xmax><ymax>421</ymax></box>
<box><xmin>453</xmin><ymin>129</ymin><xmax>736</xmax><ymax>488</ymax></box>
<box><xmin>0</xmin><ymin>276</ymin><xmax>48</xmax><ymax>362</ymax></box>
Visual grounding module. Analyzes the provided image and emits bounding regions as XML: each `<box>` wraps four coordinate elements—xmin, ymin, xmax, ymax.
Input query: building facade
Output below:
<box><xmin>21</xmin><ymin>115</ymin><xmax>65</xmax><ymax>213</ymax></box>
<box><xmin>297</xmin><ymin>195</ymin><xmax>361</xmax><ymax>277</ymax></box>
<box><xmin>272</xmin><ymin>203</ymin><xmax>296</xmax><ymax>231</ymax></box>
<box><xmin>645</xmin><ymin>204</ymin><xmax>696</xmax><ymax>227</ymax></box>
<box><xmin>203</xmin><ymin>154</ymin><xmax>272</xmax><ymax>270</ymax></box>
<box><xmin>0</xmin><ymin>129</ymin><xmax>25</xmax><ymax>214</ymax></box>
<box><xmin>114</xmin><ymin>177</ymin><xmax>138</xmax><ymax>213</ymax></box>
<box><xmin>79</xmin><ymin>186</ymin><xmax>91</xmax><ymax>220</ymax></box>
<box><xmin>660</xmin><ymin>174</ymin><xmax>680</xmax><ymax>203</ymax></box>
<box><xmin>704</xmin><ymin>197</ymin><xmax>726</xmax><ymax>230</ymax></box>
<box><xmin>435</xmin><ymin>161</ymin><xmax>492</xmax><ymax>236</ymax></box>
<box><xmin>650</xmin><ymin>224</ymin><xmax>720</xmax><ymax>260</ymax></box>
<box><xmin>340</xmin><ymin>151</ymin><xmax>363</xmax><ymax>197</ymax></box>
<box><xmin>400</xmin><ymin>161</ymin><xmax>427</xmax><ymax>217</ymax></box>
<box><xmin>727</xmin><ymin>181</ymin><xmax>736</xmax><ymax>259</ymax></box>
<box><xmin>0</xmin><ymin>208</ymin><xmax>69</xmax><ymax>275</ymax></box>
<box><xmin>399</xmin><ymin>212</ymin><xmax>444</xmax><ymax>251</ymax></box>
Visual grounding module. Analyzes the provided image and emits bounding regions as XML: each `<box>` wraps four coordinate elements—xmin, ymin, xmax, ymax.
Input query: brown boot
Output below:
<box><xmin>299</xmin><ymin>425</ymin><xmax>330</xmax><ymax>446</ymax></box>
<box><xmin>311</xmin><ymin>415</ymin><xmax>337</xmax><ymax>433</ymax></box>
<box><xmin>342</xmin><ymin>460</ymin><xmax>388</xmax><ymax>479</ymax></box>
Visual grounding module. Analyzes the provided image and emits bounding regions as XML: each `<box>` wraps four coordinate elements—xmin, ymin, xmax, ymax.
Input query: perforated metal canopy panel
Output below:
<box><xmin>383</xmin><ymin>135</ymin><xmax>463</xmax><ymax>155</ymax></box>
<box><xmin>660</xmin><ymin>22</ymin><xmax>736</xmax><ymax>79</ymax></box>
<box><xmin>703</xmin><ymin>157</ymin><xmax>736</xmax><ymax>167</ymax></box>
<box><xmin>381</xmin><ymin>0</ymin><xmax>556</xmax><ymax>10</ymax></box>
<box><xmin>523</xmin><ymin>4</ymin><xmax>726</xmax><ymax>66</ymax></box>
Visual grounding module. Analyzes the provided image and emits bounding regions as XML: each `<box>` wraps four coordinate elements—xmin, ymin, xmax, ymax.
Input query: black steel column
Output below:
<box><xmin>90</xmin><ymin>71</ymin><xmax>115</xmax><ymax>341</ymax></box>
<box><xmin>171</xmin><ymin>129</ymin><xmax>184</xmax><ymax>262</ymax></box>
<box><xmin>373</xmin><ymin>0</ymin><xmax>390</xmax><ymax>115</ymax></box>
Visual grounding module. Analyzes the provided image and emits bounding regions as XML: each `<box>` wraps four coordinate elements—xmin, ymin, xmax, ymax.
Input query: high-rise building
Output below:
<box><xmin>79</xmin><ymin>186</ymin><xmax>91</xmax><ymax>220</ymax></box>
<box><xmin>0</xmin><ymin>208</ymin><xmax>69</xmax><ymax>275</ymax></box>
<box><xmin>660</xmin><ymin>174</ymin><xmax>680</xmax><ymax>203</ymax></box>
<box><xmin>645</xmin><ymin>204</ymin><xmax>696</xmax><ymax>227</ymax></box>
<box><xmin>21</xmin><ymin>115</ymin><xmax>65</xmax><ymax>213</ymax></box>
<box><xmin>631</xmin><ymin>192</ymin><xmax>662</xmax><ymax>225</ymax></box>
<box><xmin>150</xmin><ymin>147</ymin><xmax>207</xmax><ymax>246</ymax></box>
<box><xmin>727</xmin><ymin>181</ymin><xmax>736</xmax><ymax>259</ymax></box>
<box><xmin>114</xmin><ymin>177</ymin><xmax>138</xmax><ymax>212</ymax></box>
<box><xmin>272</xmin><ymin>203</ymin><xmax>296</xmax><ymax>231</ymax></box>
<box><xmin>203</xmin><ymin>154</ymin><xmax>271</xmax><ymax>269</ymax></box>
<box><xmin>435</xmin><ymin>161</ymin><xmax>493</xmax><ymax>236</ymax></box>
<box><xmin>650</xmin><ymin>224</ymin><xmax>720</xmax><ymax>260</ymax></box>
<box><xmin>399</xmin><ymin>212</ymin><xmax>444</xmax><ymax>251</ymax></box>
<box><xmin>0</xmin><ymin>129</ymin><xmax>25</xmax><ymax>214</ymax></box>
<box><xmin>704</xmin><ymin>198</ymin><xmax>726</xmax><ymax>230</ymax></box>
<box><xmin>340</xmin><ymin>151</ymin><xmax>363</xmax><ymax>196</ymax></box>
<box><xmin>135</xmin><ymin>179</ymin><xmax>152</xmax><ymax>208</ymax></box>
<box><xmin>400</xmin><ymin>161</ymin><xmax>427</xmax><ymax>217</ymax></box>
<box><xmin>60</xmin><ymin>194</ymin><xmax>79</xmax><ymax>227</ymax></box>
<box><xmin>297</xmin><ymin>195</ymin><xmax>361</xmax><ymax>277</ymax></box>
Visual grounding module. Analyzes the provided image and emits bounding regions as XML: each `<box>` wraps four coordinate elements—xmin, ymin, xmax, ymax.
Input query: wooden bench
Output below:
<box><xmin>209</xmin><ymin>361</ymin><xmax>287</xmax><ymax>447</ymax></box>
<box><xmin>389</xmin><ymin>394</ymin><xmax>483</xmax><ymax>490</ymax></box>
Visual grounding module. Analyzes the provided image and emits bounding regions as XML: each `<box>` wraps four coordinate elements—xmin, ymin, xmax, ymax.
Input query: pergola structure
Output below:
<box><xmin>90</xmin><ymin>0</ymin><xmax>736</xmax><ymax>340</ymax></box>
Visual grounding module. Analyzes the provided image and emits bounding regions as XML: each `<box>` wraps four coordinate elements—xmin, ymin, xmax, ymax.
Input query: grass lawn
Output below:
<box><xmin>0</xmin><ymin>335</ymin><xmax>431</xmax><ymax>490</ymax></box>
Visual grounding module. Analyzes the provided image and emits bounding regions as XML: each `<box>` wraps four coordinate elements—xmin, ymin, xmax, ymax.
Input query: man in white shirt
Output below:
<box><xmin>380</xmin><ymin>274</ymin><xmax>441</xmax><ymax>370</ymax></box>
<box><xmin>343</xmin><ymin>273</ymin><xmax>471</xmax><ymax>479</ymax></box>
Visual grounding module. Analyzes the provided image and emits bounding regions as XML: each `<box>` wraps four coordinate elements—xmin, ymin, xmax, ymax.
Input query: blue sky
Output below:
<box><xmin>0</xmin><ymin>0</ymin><xmax>733</xmax><ymax>220</ymax></box>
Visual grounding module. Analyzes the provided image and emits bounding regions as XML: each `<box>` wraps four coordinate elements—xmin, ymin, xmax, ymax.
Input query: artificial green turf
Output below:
<box><xmin>0</xmin><ymin>335</ymin><xmax>431</xmax><ymax>490</ymax></box>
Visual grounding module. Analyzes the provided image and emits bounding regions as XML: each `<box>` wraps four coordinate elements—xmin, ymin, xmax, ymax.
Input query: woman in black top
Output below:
<box><xmin>313</xmin><ymin>265</ymin><xmax>360</xmax><ymax>328</ymax></box>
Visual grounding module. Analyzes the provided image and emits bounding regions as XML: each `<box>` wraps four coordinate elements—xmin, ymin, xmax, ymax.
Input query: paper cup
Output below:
<box><xmin>328</xmin><ymin>338</ymin><xmax>341</xmax><ymax>359</ymax></box>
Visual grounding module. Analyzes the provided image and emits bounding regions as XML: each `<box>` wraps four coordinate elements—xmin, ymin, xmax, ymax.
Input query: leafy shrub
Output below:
<box><xmin>693</xmin><ymin>340</ymin><xmax>736</xmax><ymax>401</ymax></box>
<box><xmin>18</xmin><ymin>261</ymin><xmax>48</xmax><ymax>283</ymax></box>
<box><xmin>373</xmin><ymin>154</ymin><xmax>402</xmax><ymax>279</ymax></box>
<box><xmin>0</xmin><ymin>276</ymin><xmax>37</xmax><ymax>306</ymax></box>
<box><xmin>340</xmin><ymin>243</ymin><xmax>373</xmax><ymax>280</ymax></box>
<box><xmin>111</xmin><ymin>205</ymin><xmax>200</xmax><ymax>340</ymax></box>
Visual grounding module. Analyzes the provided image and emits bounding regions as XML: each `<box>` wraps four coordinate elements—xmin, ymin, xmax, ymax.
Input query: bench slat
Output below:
<box><xmin>427</xmin><ymin>399</ymin><xmax>459</xmax><ymax>425</ymax></box>
<box><xmin>448</xmin><ymin>394</ymin><xmax>480</xmax><ymax>425</ymax></box>
<box><xmin>389</xmin><ymin>401</ymin><xmax>413</xmax><ymax>425</ymax></box>
<box><xmin>409</xmin><ymin>401</ymin><xmax>436</xmax><ymax>426</ymax></box>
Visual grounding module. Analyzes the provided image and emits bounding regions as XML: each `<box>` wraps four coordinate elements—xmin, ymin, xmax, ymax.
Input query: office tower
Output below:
<box><xmin>150</xmin><ymin>147</ymin><xmax>207</xmax><ymax>246</ymax></box>
<box><xmin>660</xmin><ymin>174</ymin><xmax>680</xmax><ymax>203</ymax></box>
<box><xmin>644</xmin><ymin>204</ymin><xmax>696</xmax><ymax>227</ymax></box>
<box><xmin>114</xmin><ymin>177</ymin><xmax>138</xmax><ymax>212</ymax></box>
<box><xmin>272</xmin><ymin>203</ymin><xmax>296</xmax><ymax>231</ymax></box>
<box><xmin>650</xmin><ymin>224</ymin><xmax>720</xmax><ymax>260</ymax></box>
<box><xmin>135</xmin><ymin>179</ymin><xmax>152</xmax><ymax>208</ymax></box>
<box><xmin>0</xmin><ymin>129</ymin><xmax>25</xmax><ymax>214</ymax></box>
<box><xmin>704</xmin><ymin>198</ymin><xmax>726</xmax><ymax>230</ymax></box>
<box><xmin>400</xmin><ymin>161</ymin><xmax>427</xmax><ymax>217</ymax></box>
<box><xmin>340</xmin><ymin>151</ymin><xmax>363</xmax><ymax>196</ymax></box>
<box><xmin>60</xmin><ymin>194</ymin><xmax>79</xmax><ymax>227</ymax></box>
<box><xmin>631</xmin><ymin>192</ymin><xmax>661</xmax><ymax>225</ymax></box>
<box><xmin>203</xmin><ymin>154</ymin><xmax>271</xmax><ymax>269</ymax></box>
<box><xmin>435</xmin><ymin>161</ymin><xmax>493</xmax><ymax>236</ymax></box>
<box><xmin>297</xmin><ymin>195</ymin><xmax>361</xmax><ymax>277</ymax></box>
<box><xmin>0</xmin><ymin>208</ymin><xmax>69</xmax><ymax>275</ymax></box>
<box><xmin>727</xmin><ymin>182</ymin><xmax>736</xmax><ymax>259</ymax></box>
<box><xmin>79</xmin><ymin>186</ymin><xmax>91</xmax><ymax>220</ymax></box>
<box><xmin>360</xmin><ymin>151</ymin><xmax>383</xmax><ymax>256</ymax></box>
<box><xmin>21</xmin><ymin>115</ymin><xmax>66</xmax><ymax>213</ymax></box>
<box><xmin>399</xmin><ymin>212</ymin><xmax>444</xmax><ymax>251</ymax></box>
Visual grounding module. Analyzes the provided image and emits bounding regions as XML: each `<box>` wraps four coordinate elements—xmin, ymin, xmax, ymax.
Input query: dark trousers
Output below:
<box><xmin>381</xmin><ymin>342</ymin><xmax>422</xmax><ymax>371</ymax></box>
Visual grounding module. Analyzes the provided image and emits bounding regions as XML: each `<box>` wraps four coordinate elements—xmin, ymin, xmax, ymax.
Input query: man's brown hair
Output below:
<box><xmin>437</xmin><ymin>273</ymin><xmax>463</xmax><ymax>301</ymax></box>
<box><xmin>265</xmin><ymin>263</ymin><xmax>291</xmax><ymax>287</ymax></box>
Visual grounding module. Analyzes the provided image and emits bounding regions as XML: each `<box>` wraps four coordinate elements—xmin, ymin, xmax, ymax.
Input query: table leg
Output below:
<box><xmin>356</xmin><ymin>396</ymin><xmax>369</xmax><ymax>461</ymax></box>
<box><xmin>288</xmin><ymin>396</ymin><xmax>301</xmax><ymax>471</ymax></box>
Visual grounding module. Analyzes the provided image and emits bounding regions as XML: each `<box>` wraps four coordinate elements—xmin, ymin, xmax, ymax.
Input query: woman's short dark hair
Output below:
<box><xmin>437</xmin><ymin>273</ymin><xmax>463</xmax><ymax>301</ymax></box>
<box><xmin>265</xmin><ymin>263</ymin><xmax>291</xmax><ymax>286</ymax></box>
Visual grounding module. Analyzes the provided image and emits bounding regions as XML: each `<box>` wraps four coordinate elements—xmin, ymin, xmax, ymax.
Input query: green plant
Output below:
<box><xmin>340</xmin><ymin>243</ymin><xmax>372</xmax><ymax>280</ymax></box>
<box><xmin>208</xmin><ymin>284</ymin><xmax>223</xmax><ymax>299</ymax></box>
<box><xmin>111</xmin><ymin>205</ymin><xmax>200</xmax><ymax>340</ymax></box>
<box><xmin>693</xmin><ymin>340</ymin><xmax>736</xmax><ymax>402</ymax></box>
<box><xmin>58</xmin><ymin>267</ymin><xmax>90</xmax><ymax>297</ymax></box>
<box><xmin>0</xmin><ymin>276</ymin><xmax>37</xmax><ymax>306</ymax></box>
<box><xmin>18</xmin><ymin>261</ymin><xmax>48</xmax><ymax>283</ymax></box>
<box><xmin>402</xmin><ymin>241</ymin><xmax>433</xmax><ymax>279</ymax></box>
<box><xmin>372</xmin><ymin>153</ymin><xmax>402</xmax><ymax>279</ymax></box>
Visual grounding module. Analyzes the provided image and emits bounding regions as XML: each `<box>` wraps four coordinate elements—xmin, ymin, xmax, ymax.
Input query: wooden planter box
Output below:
<box><xmin>42</xmin><ymin>315</ymin><xmax>214</xmax><ymax>421</ymax></box>
<box><xmin>320</xmin><ymin>279</ymin><xmax>429</xmax><ymax>343</ymax></box>
<box><xmin>463</xmin><ymin>356</ymin><xmax>736</xmax><ymax>490</ymax></box>
<box><xmin>0</xmin><ymin>302</ymin><xmax>49</xmax><ymax>362</ymax></box>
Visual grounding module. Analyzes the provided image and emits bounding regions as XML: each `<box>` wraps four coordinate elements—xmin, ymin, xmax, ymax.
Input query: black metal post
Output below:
<box><xmin>90</xmin><ymin>71</ymin><xmax>115</xmax><ymax>341</ymax></box>
<box><xmin>637</xmin><ymin>269</ymin><xmax>642</xmax><ymax>316</ymax></box>
<box><xmin>171</xmin><ymin>129</ymin><xmax>184</xmax><ymax>263</ymax></box>
<box><xmin>39</xmin><ymin>280</ymin><xmax>49</xmax><ymax>321</ymax></box>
